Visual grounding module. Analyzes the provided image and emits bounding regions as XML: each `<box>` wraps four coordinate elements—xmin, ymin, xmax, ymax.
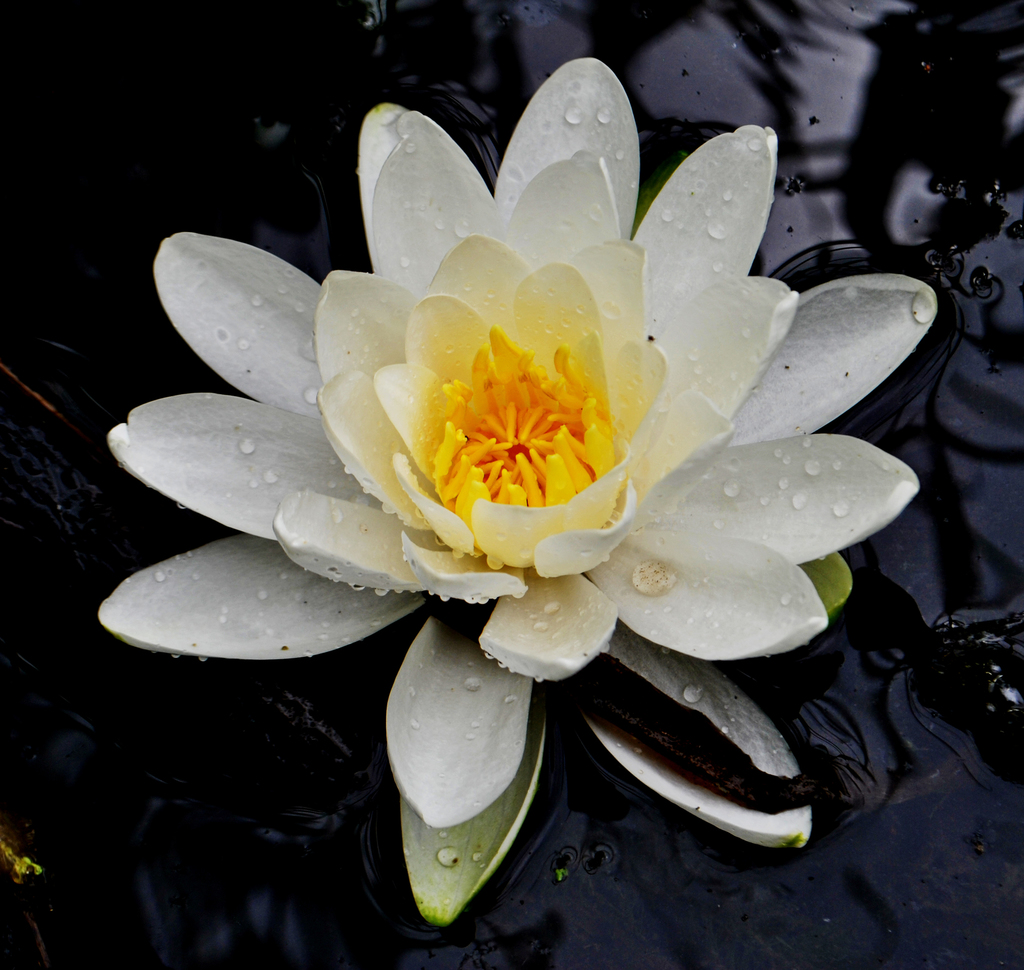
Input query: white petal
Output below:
<box><xmin>153</xmin><ymin>233</ymin><xmax>323</xmax><ymax>417</ymax></box>
<box><xmin>631</xmin><ymin>390</ymin><xmax>733</xmax><ymax>523</ymax></box>
<box><xmin>730</xmin><ymin>274</ymin><xmax>939</xmax><ymax>444</ymax></box>
<box><xmin>358</xmin><ymin>103</ymin><xmax>409</xmax><ymax>273</ymax></box>
<box><xmin>401</xmin><ymin>691</ymin><xmax>546</xmax><ymax>927</ymax></box>
<box><xmin>512</xmin><ymin>262</ymin><xmax>601</xmax><ymax>375</ymax></box>
<box><xmin>387</xmin><ymin>617</ymin><xmax>532</xmax><ymax>828</ymax></box>
<box><xmin>319</xmin><ymin>372</ymin><xmax>424</xmax><ymax>527</ymax></box>
<box><xmin>427</xmin><ymin>234</ymin><xmax>531</xmax><ymax>335</ymax></box>
<box><xmin>393</xmin><ymin>453</ymin><xmax>476</xmax><ymax>556</ymax></box>
<box><xmin>590</xmin><ymin>625</ymin><xmax>812</xmax><ymax>846</ymax></box>
<box><xmin>470</xmin><ymin>502</ymin><xmax>565</xmax><ymax>569</ymax></box>
<box><xmin>506</xmin><ymin>153</ymin><xmax>619</xmax><ymax>267</ymax></box>
<box><xmin>405</xmin><ymin>294</ymin><xmax>490</xmax><ymax>388</ymax></box>
<box><xmin>373</xmin><ymin>111</ymin><xmax>503</xmax><ymax>297</ymax></box>
<box><xmin>586</xmin><ymin>713</ymin><xmax>811</xmax><ymax>847</ymax></box>
<box><xmin>315</xmin><ymin>270</ymin><xmax>415</xmax><ymax>383</ymax></box>
<box><xmin>373</xmin><ymin>363</ymin><xmax>446</xmax><ymax>478</ymax></box>
<box><xmin>635</xmin><ymin>126</ymin><xmax>778</xmax><ymax>338</ymax></box>
<box><xmin>108</xmin><ymin>394</ymin><xmax>356</xmax><ymax>540</ymax></box>
<box><xmin>494</xmin><ymin>58</ymin><xmax>639</xmax><ymax>238</ymax></box>
<box><xmin>98</xmin><ymin>534</ymin><xmax>422</xmax><ymax>659</ymax></box>
<box><xmin>659</xmin><ymin>434</ymin><xmax>920</xmax><ymax>562</ymax></box>
<box><xmin>401</xmin><ymin>533</ymin><xmax>527</xmax><ymax>604</ymax></box>
<box><xmin>569</xmin><ymin>240</ymin><xmax>648</xmax><ymax>363</ymax></box>
<box><xmin>658</xmin><ymin>277</ymin><xmax>798</xmax><ymax>419</ymax></box>
<box><xmin>610</xmin><ymin>627</ymin><xmax>800</xmax><ymax>774</ymax></box>
<box><xmin>588</xmin><ymin>530</ymin><xmax>827</xmax><ymax>660</ymax></box>
<box><xmin>535</xmin><ymin>481</ymin><xmax>637</xmax><ymax>578</ymax></box>
<box><xmin>480</xmin><ymin>574</ymin><xmax>617</xmax><ymax>680</ymax></box>
<box><xmin>609</xmin><ymin>339</ymin><xmax>667</xmax><ymax>444</ymax></box>
<box><xmin>273</xmin><ymin>490</ymin><xmax>425</xmax><ymax>591</ymax></box>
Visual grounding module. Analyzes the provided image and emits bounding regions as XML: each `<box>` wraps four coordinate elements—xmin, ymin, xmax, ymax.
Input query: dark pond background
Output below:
<box><xmin>3</xmin><ymin>0</ymin><xmax>1022</xmax><ymax>967</ymax></box>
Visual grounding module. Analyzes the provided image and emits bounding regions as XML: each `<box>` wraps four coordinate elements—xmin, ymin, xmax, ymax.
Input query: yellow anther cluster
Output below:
<box><xmin>434</xmin><ymin>326</ymin><xmax>615</xmax><ymax>532</ymax></box>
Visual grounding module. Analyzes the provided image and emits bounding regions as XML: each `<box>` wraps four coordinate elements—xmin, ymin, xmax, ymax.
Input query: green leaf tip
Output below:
<box><xmin>400</xmin><ymin>691</ymin><xmax>547</xmax><ymax>926</ymax></box>
<box><xmin>631</xmin><ymin>149</ymin><xmax>689</xmax><ymax>238</ymax></box>
<box><xmin>799</xmin><ymin>552</ymin><xmax>853</xmax><ymax>627</ymax></box>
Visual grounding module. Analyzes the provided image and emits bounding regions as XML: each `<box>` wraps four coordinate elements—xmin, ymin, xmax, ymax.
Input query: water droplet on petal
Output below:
<box><xmin>437</xmin><ymin>847</ymin><xmax>459</xmax><ymax>867</ymax></box>
<box><xmin>533</xmin><ymin>621</ymin><xmax>549</xmax><ymax>632</ymax></box>
<box><xmin>410</xmin><ymin>718</ymin><xmax>421</xmax><ymax>730</ymax></box>
<box><xmin>708</xmin><ymin>222</ymin><xmax>727</xmax><ymax>239</ymax></box>
<box><xmin>632</xmin><ymin>560</ymin><xmax>677</xmax><ymax>596</ymax></box>
<box><xmin>597</xmin><ymin>107</ymin><xmax>612</xmax><ymax>123</ymax></box>
<box><xmin>250</xmin><ymin>294</ymin><xmax>264</xmax><ymax>307</ymax></box>
<box><xmin>399</xmin><ymin>256</ymin><xmax>410</xmax><ymax>268</ymax></box>
<box><xmin>804</xmin><ymin>460</ymin><xmax>821</xmax><ymax>476</ymax></box>
<box><xmin>683</xmin><ymin>685</ymin><xmax>703</xmax><ymax>704</ymax></box>
<box><xmin>833</xmin><ymin>500</ymin><xmax>850</xmax><ymax>518</ymax></box>
<box><xmin>792</xmin><ymin>492</ymin><xmax>808</xmax><ymax>510</ymax></box>
<box><xmin>154</xmin><ymin>570</ymin><xmax>166</xmax><ymax>583</ymax></box>
<box><xmin>544</xmin><ymin>601</ymin><xmax>561</xmax><ymax>614</ymax></box>
<box><xmin>463</xmin><ymin>676</ymin><xmax>482</xmax><ymax>691</ymax></box>
<box><xmin>781</xmin><ymin>592</ymin><xmax>793</xmax><ymax>606</ymax></box>
<box><xmin>239</xmin><ymin>438</ymin><xmax>256</xmax><ymax>455</ymax></box>
<box><xmin>779</xmin><ymin>477</ymin><xmax>789</xmax><ymax>490</ymax></box>
<box><xmin>564</xmin><ymin>106</ymin><xmax>583</xmax><ymax>124</ymax></box>
<box><xmin>723</xmin><ymin>479</ymin><xmax>740</xmax><ymax>498</ymax></box>
<box><xmin>303</xmin><ymin>387</ymin><xmax>318</xmax><ymax>405</ymax></box>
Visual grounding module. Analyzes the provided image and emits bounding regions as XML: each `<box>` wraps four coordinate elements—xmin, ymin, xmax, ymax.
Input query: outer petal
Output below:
<box><xmin>373</xmin><ymin>111</ymin><xmax>503</xmax><ymax>297</ymax></box>
<box><xmin>154</xmin><ymin>233</ymin><xmax>323</xmax><ymax>417</ymax></box>
<box><xmin>658</xmin><ymin>277</ymin><xmax>798</xmax><ymax>419</ymax></box>
<box><xmin>635</xmin><ymin>126</ymin><xmax>778</xmax><ymax>337</ymax></box>
<box><xmin>513</xmin><ymin>263</ymin><xmax>601</xmax><ymax>374</ymax></box>
<box><xmin>506</xmin><ymin>153</ymin><xmax>619</xmax><ymax>268</ymax></box>
<box><xmin>393</xmin><ymin>454</ymin><xmax>476</xmax><ymax>557</ymax></box>
<box><xmin>314</xmin><ymin>270</ymin><xmax>415</xmax><ymax>383</ymax></box>
<box><xmin>273</xmin><ymin>490</ymin><xmax>426</xmax><ymax>592</ymax></box>
<box><xmin>405</xmin><ymin>294</ymin><xmax>490</xmax><ymax>388</ymax></box>
<box><xmin>98</xmin><ymin>534</ymin><xmax>422</xmax><ymax>659</ymax></box>
<box><xmin>631</xmin><ymin>390</ymin><xmax>733</xmax><ymax>521</ymax></box>
<box><xmin>658</xmin><ymin>434</ymin><xmax>920</xmax><ymax>562</ymax></box>
<box><xmin>588</xmin><ymin>530</ymin><xmax>828</xmax><ymax>660</ymax></box>
<box><xmin>108</xmin><ymin>393</ymin><xmax>356</xmax><ymax>540</ymax></box>
<box><xmin>494</xmin><ymin>58</ymin><xmax>639</xmax><ymax>238</ymax></box>
<box><xmin>585</xmin><ymin>626</ymin><xmax>811</xmax><ymax>847</ymax></box>
<box><xmin>373</xmin><ymin>363</ymin><xmax>447</xmax><ymax>479</ymax></box>
<box><xmin>427</xmin><ymin>234</ymin><xmax>531</xmax><ymax>335</ymax></box>
<box><xmin>386</xmin><ymin>618</ymin><xmax>532</xmax><ymax>828</ymax></box>
<box><xmin>480</xmin><ymin>573</ymin><xmax>618</xmax><ymax>680</ymax></box>
<box><xmin>535</xmin><ymin>482</ymin><xmax>637</xmax><ymax>577</ymax></box>
<box><xmin>358</xmin><ymin>102</ymin><xmax>409</xmax><ymax>273</ymax></box>
<box><xmin>401</xmin><ymin>533</ymin><xmax>527</xmax><ymax>604</ymax></box>
<box><xmin>319</xmin><ymin>372</ymin><xmax>424</xmax><ymax>527</ymax></box>
<box><xmin>730</xmin><ymin>274</ymin><xmax>939</xmax><ymax>444</ymax></box>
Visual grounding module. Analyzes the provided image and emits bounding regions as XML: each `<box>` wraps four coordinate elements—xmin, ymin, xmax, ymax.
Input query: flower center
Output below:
<box><xmin>433</xmin><ymin>326</ymin><xmax>615</xmax><ymax>531</ymax></box>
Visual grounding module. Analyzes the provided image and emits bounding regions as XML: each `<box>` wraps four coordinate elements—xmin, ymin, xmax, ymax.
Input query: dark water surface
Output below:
<box><xmin>3</xmin><ymin>1</ymin><xmax>1022</xmax><ymax>967</ymax></box>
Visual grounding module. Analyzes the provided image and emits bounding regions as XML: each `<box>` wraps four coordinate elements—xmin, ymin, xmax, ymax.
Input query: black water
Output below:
<box><xmin>3</xmin><ymin>1</ymin><xmax>1022</xmax><ymax>967</ymax></box>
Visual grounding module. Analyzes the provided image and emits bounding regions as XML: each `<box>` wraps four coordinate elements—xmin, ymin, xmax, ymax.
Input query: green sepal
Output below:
<box><xmin>631</xmin><ymin>148</ymin><xmax>689</xmax><ymax>238</ymax></box>
<box><xmin>400</xmin><ymin>690</ymin><xmax>546</xmax><ymax>926</ymax></box>
<box><xmin>799</xmin><ymin>553</ymin><xmax>853</xmax><ymax>627</ymax></box>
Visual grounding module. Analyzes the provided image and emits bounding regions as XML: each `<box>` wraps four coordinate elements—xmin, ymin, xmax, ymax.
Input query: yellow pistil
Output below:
<box><xmin>433</xmin><ymin>325</ymin><xmax>616</xmax><ymax>538</ymax></box>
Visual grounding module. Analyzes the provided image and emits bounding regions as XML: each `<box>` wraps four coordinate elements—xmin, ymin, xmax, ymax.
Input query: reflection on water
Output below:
<box><xmin>2</xmin><ymin>0</ymin><xmax>1022</xmax><ymax>966</ymax></box>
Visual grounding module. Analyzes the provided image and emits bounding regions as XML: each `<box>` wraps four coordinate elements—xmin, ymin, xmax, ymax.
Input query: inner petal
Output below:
<box><xmin>431</xmin><ymin>324</ymin><xmax>621</xmax><ymax>560</ymax></box>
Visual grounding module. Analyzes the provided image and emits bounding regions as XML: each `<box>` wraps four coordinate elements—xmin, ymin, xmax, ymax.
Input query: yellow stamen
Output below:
<box><xmin>545</xmin><ymin>453</ymin><xmax>576</xmax><ymax>505</ymax></box>
<box><xmin>435</xmin><ymin>325</ymin><xmax>619</xmax><ymax>537</ymax></box>
<box><xmin>554</xmin><ymin>427</ymin><xmax>594</xmax><ymax>493</ymax></box>
<box><xmin>515</xmin><ymin>453</ymin><xmax>545</xmax><ymax>508</ymax></box>
<box><xmin>508</xmin><ymin>483</ymin><xmax>528</xmax><ymax>506</ymax></box>
<box><xmin>585</xmin><ymin>424</ymin><xmax>615</xmax><ymax>479</ymax></box>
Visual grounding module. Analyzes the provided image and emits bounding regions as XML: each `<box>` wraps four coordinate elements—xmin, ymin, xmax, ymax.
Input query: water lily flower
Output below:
<box><xmin>99</xmin><ymin>58</ymin><xmax>936</xmax><ymax>867</ymax></box>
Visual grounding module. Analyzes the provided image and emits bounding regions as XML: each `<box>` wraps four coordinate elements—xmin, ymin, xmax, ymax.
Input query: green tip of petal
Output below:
<box><xmin>775</xmin><ymin>832</ymin><xmax>809</xmax><ymax>849</ymax></box>
<box><xmin>631</xmin><ymin>149</ymin><xmax>689</xmax><ymax>238</ymax></box>
<box><xmin>400</xmin><ymin>692</ymin><xmax>546</xmax><ymax>926</ymax></box>
<box><xmin>799</xmin><ymin>553</ymin><xmax>853</xmax><ymax>627</ymax></box>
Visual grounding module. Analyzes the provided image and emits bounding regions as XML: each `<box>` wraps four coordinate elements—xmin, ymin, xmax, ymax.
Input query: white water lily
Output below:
<box><xmin>99</xmin><ymin>59</ymin><xmax>936</xmax><ymax>852</ymax></box>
